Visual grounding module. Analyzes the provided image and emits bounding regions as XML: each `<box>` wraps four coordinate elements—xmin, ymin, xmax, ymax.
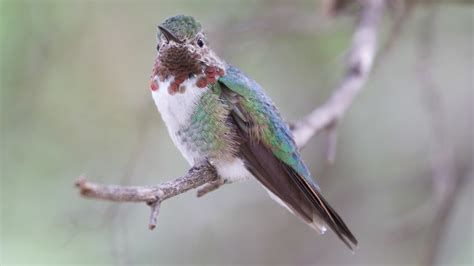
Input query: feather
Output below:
<box><xmin>235</xmin><ymin>116</ymin><xmax>357</xmax><ymax>250</ymax></box>
<box><xmin>217</xmin><ymin>65</ymin><xmax>358</xmax><ymax>250</ymax></box>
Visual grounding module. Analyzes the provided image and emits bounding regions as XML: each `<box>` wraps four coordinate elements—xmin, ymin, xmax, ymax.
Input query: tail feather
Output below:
<box><xmin>291</xmin><ymin>168</ymin><xmax>358</xmax><ymax>250</ymax></box>
<box><xmin>232</xmin><ymin>115</ymin><xmax>357</xmax><ymax>250</ymax></box>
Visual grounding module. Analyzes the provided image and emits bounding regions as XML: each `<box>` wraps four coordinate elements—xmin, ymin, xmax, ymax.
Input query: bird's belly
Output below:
<box><xmin>151</xmin><ymin>77</ymin><xmax>206</xmax><ymax>165</ymax></box>
<box><xmin>213</xmin><ymin>157</ymin><xmax>252</xmax><ymax>183</ymax></box>
<box><xmin>151</xmin><ymin>76</ymin><xmax>237</xmax><ymax>166</ymax></box>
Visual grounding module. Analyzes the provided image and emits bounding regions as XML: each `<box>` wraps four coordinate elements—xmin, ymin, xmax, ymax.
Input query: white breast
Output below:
<box><xmin>151</xmin><ymin>76</ymin><xmax>206</xmax><ymax>164</ymax></box>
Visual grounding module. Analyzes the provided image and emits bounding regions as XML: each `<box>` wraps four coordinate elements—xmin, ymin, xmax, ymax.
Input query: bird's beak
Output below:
<box><xmin>158</xmin><ymin>26</ymin><xmax>182</xmax><ymax>43</ymax></box>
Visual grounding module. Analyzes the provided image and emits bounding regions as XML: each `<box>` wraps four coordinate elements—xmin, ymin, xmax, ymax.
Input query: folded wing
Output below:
<box><xmin>218</xmin><ymin>66</ymin><xmax>358</xmax><ymax>250</ymax></box>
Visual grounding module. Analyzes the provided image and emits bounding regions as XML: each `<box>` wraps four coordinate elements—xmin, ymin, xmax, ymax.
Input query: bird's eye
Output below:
<box><xmin>156</xmin><ymin>44</ymin><xmax>160</xmax><ymax>51</ymax></box>
<box><xmin>197</xmin><ymin>38</ymin><xmax>204</xmax><ymax>48</ymax></box>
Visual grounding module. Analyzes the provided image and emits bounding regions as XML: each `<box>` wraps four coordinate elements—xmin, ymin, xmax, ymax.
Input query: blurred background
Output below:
<box><xmin>1</xmin><ymin>0</ymin><xmax>472</xmax><ymax>265</ymax></box>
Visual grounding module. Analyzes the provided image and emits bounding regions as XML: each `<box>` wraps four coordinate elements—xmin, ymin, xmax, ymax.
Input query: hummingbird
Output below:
<box><xmin>150</xmin><ymin>15</ymin><xmax>357</xmax><ymax>250</ymax></box>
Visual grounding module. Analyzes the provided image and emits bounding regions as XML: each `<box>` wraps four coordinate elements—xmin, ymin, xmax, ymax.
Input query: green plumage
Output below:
<box><xmin>218</xmin><ymin>66</ymin><xmax>315</xmax><ymax>186</ymax></box>
<box><xmin>217</xmin><ymin>65</ymin><xmax>356</xmax><ymax>249</ymax></box>
<box><xmin>158</xmin><ymin>15</ymin><xmax>201</xmax><ymax>42</ymax></box>
<box><xmin>180</xmin><ymin>65</ymin><xmax>312</xmax><ymax>183</ymax></box>
<box><xmin>178</xmin><ymin>85</ymin><xmax>236</xmax><ymax>161</ymax></box>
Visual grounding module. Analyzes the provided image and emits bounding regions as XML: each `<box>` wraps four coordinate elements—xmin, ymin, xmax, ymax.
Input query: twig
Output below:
<box><xmin>75</xmin><ymin>0</ymin><xmax>386</xmax><ymax>230</ymax></box>
<box><xmin>291</xmin><ymin>0</ymin><xmax>385</xmax><ymax>151</ymax></box>
<box><xmin>75</xmin><ymin>162</ymin><xmax>218</xmax><ymax>229</ymax></box>
<box><xmin>374</xmin><ymin>0</ymin><xmax>417</xmax><ymax>68</ymax></box>
<box><xmin>148</xmin><ymin>201</ymin><xmax>161</xmax><ymax>230</ymax></box>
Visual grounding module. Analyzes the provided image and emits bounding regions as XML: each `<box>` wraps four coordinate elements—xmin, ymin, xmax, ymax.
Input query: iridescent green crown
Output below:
<box><xmin>158</xmin><ymin>15</ymin><xmax>202</xmax><ymax>40</ymax></box>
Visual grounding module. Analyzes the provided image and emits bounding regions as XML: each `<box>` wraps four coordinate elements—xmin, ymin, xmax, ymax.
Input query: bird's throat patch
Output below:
<box><xmin>150</xmin><ymin>42</ymin><xmax>225</xmax><ymax>95</ymax></box>
<box><xmin>150</xmin><ymin>64</ymin><xmax>225</xmax><ymax>95</ymax></box>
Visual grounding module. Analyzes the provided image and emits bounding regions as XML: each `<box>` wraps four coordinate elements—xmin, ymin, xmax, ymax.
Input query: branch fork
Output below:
<box><xmin>75</xmin><ymin>162</ymin><xmax>219</xmax><ymax>229</ymax></box>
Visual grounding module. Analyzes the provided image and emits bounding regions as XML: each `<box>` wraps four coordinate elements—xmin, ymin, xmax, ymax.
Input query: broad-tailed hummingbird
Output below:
<box><xmin>150</xmin><ymin>15</ymin><xmax>357</xmax><ymax>250</ymax></box>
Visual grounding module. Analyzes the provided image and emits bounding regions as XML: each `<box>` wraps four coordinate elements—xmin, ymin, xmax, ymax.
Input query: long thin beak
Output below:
<box><xmin>158</xmin><ymin>26</ymin><xmax>182</xmax><ymax>43</ymax></box>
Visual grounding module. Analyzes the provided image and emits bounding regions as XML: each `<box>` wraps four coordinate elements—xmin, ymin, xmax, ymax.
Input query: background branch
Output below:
<box><xmin>291</xmin><ymin>0</ymin><xmax>384</xmax><ymax>152</ymax></box>
<box><xmin>416</xmin><ymin>4</ymin><xmax>466</xmax><ymax>265</ymax></box>
<box><xmin>75</xmin><ymin>0</ymin><xmax>385</xmax><ymax>230</ymax></box>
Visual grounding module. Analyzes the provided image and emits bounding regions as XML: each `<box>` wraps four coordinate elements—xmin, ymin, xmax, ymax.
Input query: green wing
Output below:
<box><xmin>218</xmin><ymin>66</ymin><xmax>312</xmax><ymax>179</ymax></box>
<box><xmin>218</xmin><ymin>65</ymin><xmax>357</xmax><ymax>250</ymax></box>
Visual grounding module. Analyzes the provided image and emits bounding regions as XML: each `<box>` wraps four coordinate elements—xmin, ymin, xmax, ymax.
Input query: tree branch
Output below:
<box><xmin>75</xmin><ymin>0</ymin><xmax>385</xmax><ymax>230</ymax></box>
<box><xmin>291</xmin><ymin>0</ymin><xmax>384</xmax><ymax>153</ymax></box>
<box><xmin>76</xmin><ymin>162</ymin><xmax>218</xmax><ymax>229</ymax></box>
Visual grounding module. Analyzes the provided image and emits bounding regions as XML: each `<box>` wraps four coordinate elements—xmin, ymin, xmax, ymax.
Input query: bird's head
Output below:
<box><xmin>151</xmin><ymin>15</ymin><xmax>226</xmax><ymax>94</ymax></box>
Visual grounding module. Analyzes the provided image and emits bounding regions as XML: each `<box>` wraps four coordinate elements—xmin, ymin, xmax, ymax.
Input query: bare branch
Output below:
<box><xmin>76</xmin><ymin>176</ymin><xmax>155</xmax><ymax>202</ymax></box>
<box><xmin>376</xmin><ymin>0</ymin><xmax>417</xmax><ymax>63</ymax></box>
<box><xmin>148</xmin><ymin>201</ymin><xmax>161</xmax><ymax>230</ymax></box>
<box><xmin>76</xmin><ymin>162</ymin><xmax>217</xmax><ymax>203</ymax></box>
<box><xmin>292</xmin><ymin>0</ymin><xmax>385</xmax><ymax>148</ymax></box>
<box><xmin>75</xmin><ymin>0</ymin><xmax>386</xmax><ymax>230</ymax></box>
<box><xmin>75</xmin><ymin>162</ymin><xmax>218</xmax><ymax>229</ymax></box>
